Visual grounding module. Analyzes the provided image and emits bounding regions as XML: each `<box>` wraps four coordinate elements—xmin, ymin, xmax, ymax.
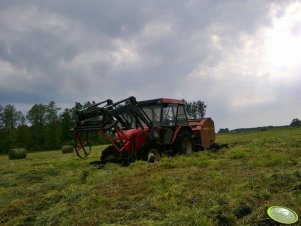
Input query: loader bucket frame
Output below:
<box><xmin>74</xmin><ymin>131</ymin><xmax>92</xmax><ymax>158</ymax></box>
<box><xmin>74</xmin><ymin>99</ymin><xmax>113</xmax><ymax>159</ymax></box>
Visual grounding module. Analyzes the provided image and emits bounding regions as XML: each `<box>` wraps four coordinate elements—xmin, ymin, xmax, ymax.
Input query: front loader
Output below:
<box><xmin>74</xmin><ymin>96</ymin><xmax>215</xmax><ymax>165</ymax></box>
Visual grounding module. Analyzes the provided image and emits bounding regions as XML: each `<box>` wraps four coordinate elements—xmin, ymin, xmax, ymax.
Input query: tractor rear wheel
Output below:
<box><xmin>174</xmin><ymin>130</ymin><xmax>193</xmax><ymax>154</ymax></box>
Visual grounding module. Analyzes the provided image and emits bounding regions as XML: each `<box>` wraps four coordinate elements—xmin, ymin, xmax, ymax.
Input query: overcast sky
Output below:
<box><xmin>0</xmin><ymin>0</ymin><xmax>301</xmax><ymax>129</ymax></box>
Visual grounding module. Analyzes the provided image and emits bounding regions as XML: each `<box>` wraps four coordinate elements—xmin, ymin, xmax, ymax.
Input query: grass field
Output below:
<box><xmin>1</xmin><ymin>127</ymin><xmax>301</xmax><ymax>225</ymax></box>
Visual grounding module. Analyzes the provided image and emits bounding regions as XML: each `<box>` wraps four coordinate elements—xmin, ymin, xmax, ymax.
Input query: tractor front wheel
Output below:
<box><xmin>100</xmin><ymin>145</ymin><xmax>121</xmax><ymax>164</ymax></box>
<box><xmin>147</xmin><ymin>148</ymin><xmax>161</xmax><ymax>163</ymax></box>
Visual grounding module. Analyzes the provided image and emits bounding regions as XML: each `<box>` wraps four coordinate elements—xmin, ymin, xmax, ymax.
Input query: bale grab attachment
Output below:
<box><xmin>73</xmin><ymin>97</ymin><xmax>152</xmax><ymax>160</ymax></box>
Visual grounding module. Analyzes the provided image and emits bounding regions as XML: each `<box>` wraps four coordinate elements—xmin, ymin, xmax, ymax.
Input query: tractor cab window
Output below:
<box><xmin>142</xmin><ymin>105</ymin><xmax>161</xmax><ymax>126</ymax></box>
<box><xmin>177</xmin><ymin>105</ymin><xmax>188</xmax><ymax>125</ymax></box>
<box><xmin>161</xmin><ymin>104</ymin><xmax>177</xmax><ymax>126</ymax></box>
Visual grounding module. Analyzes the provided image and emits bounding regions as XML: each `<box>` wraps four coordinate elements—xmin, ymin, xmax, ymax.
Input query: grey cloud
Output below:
<box><xmin>0</xmin><ymin>0</ymin><xmax>299</xmax><ymax>129</ymax></box>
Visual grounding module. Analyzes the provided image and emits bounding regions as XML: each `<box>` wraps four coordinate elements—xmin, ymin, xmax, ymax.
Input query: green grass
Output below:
<box><xmin>0</xmin><ymin>127</ymin><xmax>301</xmax><ymax>225</ymax></box>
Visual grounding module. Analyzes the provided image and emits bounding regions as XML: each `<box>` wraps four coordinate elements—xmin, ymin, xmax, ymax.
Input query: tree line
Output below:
<box><xmin>218</xmin><ymin>118</ymin><xmax>301</xmax><ymax>133</ymax></box>
<box><xmin>290</xmin><ymin>118</ymin><xmax>301</xmax><ymax>127</ymax></box>
<box><xmin>185</xmin><ymin>100</ymin><xmax>206</xmax><ymax>119</ymax></box>
<box><xmin>0</xmin><ymin>99</ymin><xmax>206</xmax><ymax>154</ymax></box>
<box><xmin>0</xmin><ymin>101</ymin><xmax>107</xmax><ymax>154</ymax></box>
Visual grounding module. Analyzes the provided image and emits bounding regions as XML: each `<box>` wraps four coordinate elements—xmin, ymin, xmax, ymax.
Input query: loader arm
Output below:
<box><xmin>73</xmin><ymin>96</ymin><xmax>152</xmax><ymax>159</ymax></box>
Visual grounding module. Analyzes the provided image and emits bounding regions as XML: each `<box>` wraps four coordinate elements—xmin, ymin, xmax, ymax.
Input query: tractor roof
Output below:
<box><xmin>138</xmin><ymin>98</ymin><xmax>185</xmax><ymax>106</ymax></box>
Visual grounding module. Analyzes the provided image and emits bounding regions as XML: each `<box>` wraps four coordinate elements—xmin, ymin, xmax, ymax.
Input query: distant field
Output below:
<box><xmin>0</xmin><ymin>127</ymin><xmax>301</xmax><ymax>225</ymax></box>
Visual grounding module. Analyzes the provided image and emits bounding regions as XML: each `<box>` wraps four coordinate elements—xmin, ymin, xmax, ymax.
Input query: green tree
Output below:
<box><xmin>290</xmin><ymin>118</ymin><xmax>301</xmax><ymax>127</ymax></box>
<box><xmin>83</xmin><ymin>101</ymin><xmax>96</xmax><ymax>108</ymax></box>
<box><xmin>61</xmin><ymin>108</ymin><xmax>73</xmax><ymax>143</ymax></box>
<box><xmin>0</xmin><ymin>129</ymin><xmax>11</xmax><ymax>153</ymax></box>
<box><xmin>185</xmin><ymin>100</ymin><xmax>207</xmax><ymax>119</ymax></box>
<box><xmin>26</xmin><ymin>104</ymin><xmax>47</xmax><ymax>149</ymax></box>
<box><xmin>15</xmin><ymin>111</ymin><xmax>28</xmax><ymax>149</ymax></box>
<box><xmin>44</xmin><ymin>101</ymin><xmax>62</xmax><ymax>149</ymax></box>
<box><xmin>218</xmin><ymin>128</ymin><xmax>230</xmax><ymax>133</ymax></box>
<box><xmin>0</xmin><ymin>105</ymin><xmax>22</xmax><ymax>128</ymax></box>
<box><xmin>17</xmin><ymin>124</ymin><xmax>30</xmax><ymax>149</ymax></box>
<box><xmin>71</xmin><ymin>102</ymin><xmax>83</xmax><ymax>125</ymax></box>
<box><xmin>0</xmin><ymin>105</ymin><xmax>3</xmax><ymax>128</ymax></box>
<box><xmin>0</xmin><ymin>105</ymin><xmax>22</xmax><ymax>153</ymax></box>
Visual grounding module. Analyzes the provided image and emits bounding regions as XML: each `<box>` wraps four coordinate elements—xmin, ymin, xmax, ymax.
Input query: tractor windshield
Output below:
<box><xmin>161</xmin><ymin>104</ymin><xmax>177</xmax><ymax>126</ymax></box>
<box><xmin>141</xmin><ymin>105</ymin><xmax>161</xmax><ymax>126</ymax></box>
<box><xmin>142</xmin><ymin>103</ymin><xmax>188</xmax><ymax>127</ymax></box>
<box><xmin>177</xmin><ymin>105</ymin><xmax>188</xmax><ymax>125</ymax></box>
<box><xmin>139</xmin><ymin>98</ymin><xmax>189</xmax><ymax>127</ymax></box>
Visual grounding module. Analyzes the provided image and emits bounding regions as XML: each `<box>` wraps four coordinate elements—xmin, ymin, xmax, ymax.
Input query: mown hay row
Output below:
<box><xmin>62</xmin><ymin>145</ymin><xmax>74</xmax><ymax>154</ymax></box>
<box><xmin>8</xmin><ymin>148</ymin><xmax>27</xmax><ymax>160</ymax></box>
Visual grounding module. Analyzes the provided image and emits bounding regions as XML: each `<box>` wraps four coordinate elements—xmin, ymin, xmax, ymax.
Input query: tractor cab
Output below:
<box><xmin>139</xmin><ymin>98</ymin><xmax>189</xmax><ymax>127</ymax></box>
<box><xmin>138</xmin><ymin>98</ymin><xmax>192</xmax><ymax>151</ymax></box>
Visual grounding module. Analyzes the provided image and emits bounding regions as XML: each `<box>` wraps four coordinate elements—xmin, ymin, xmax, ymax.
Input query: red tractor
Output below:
<box><xmin>74</xmin><ymin>96</ymin><xmax>215</xmax><ymax>165</ymax></box>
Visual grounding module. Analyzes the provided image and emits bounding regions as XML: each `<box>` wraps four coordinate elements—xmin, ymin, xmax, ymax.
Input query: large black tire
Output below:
<box><xmin>100</xmin><ymin>145</ymin><xmax>121</xmax><ymax>164</ymax></box>
<box><xmin>121</xmin><ymin>151</ymin><xmax>132</xmax><ymax>166</ymax></box>
<box><xmin>173</xmin><ymin>130</ymin><xmax>193</xmax><ymax>154</ymax></box>
<box><xmin>147</xmin><ymin>148</ymin><xmax>161</xmax><ymax>163</ymax></box>
<box><xmin>140</xmin><ymin>143</ymin><xmax>162</xmax><ymax>163</ymax></box>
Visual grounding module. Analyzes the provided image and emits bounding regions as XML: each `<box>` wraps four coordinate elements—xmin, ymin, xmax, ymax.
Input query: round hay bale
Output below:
<box><xmin>8</xmin><ymin>148</ymin><xmax>27</xmax><ymax>160</ymax></box>
<box><xmin>62</xmin><ymin>145</ymin><xmax>74</xmax><ymax>154</ymax></box>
